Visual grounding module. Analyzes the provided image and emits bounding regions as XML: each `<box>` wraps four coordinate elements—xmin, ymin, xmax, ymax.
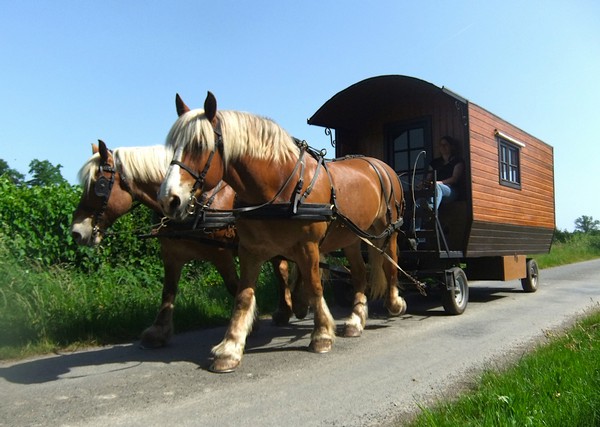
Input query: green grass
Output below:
<box><xmin>535</xmin><ymin>232</ymin><xmax>600</xmax><ymax>269</ymax></box>
<box><xmin>408</xmin><ymin>309</ymin><xmax>600</xmax><ymax>426</ymax></box>
<box><xmin>0</xmin><ymin>239</ymin><xmax>281</xmax><ymax>360</ymax></box>
<box><xmin>0</xmin><ymin>263</ymin><xmax>228</xmax><ymax>360</ymax></box>
<box><xmin>2</xmin><ymin>230</ymin><xmax>599</xmax><ymax>365</ymax></box>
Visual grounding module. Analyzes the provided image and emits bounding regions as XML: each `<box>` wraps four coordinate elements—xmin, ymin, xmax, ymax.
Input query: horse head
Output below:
<box><xmin>159</xmin><ymin>92</ymin><xmax>225</xmax><ymax>221</ymax></box>
<box><xmin>70</xmin><ymin>140</ymin><xmax>135</xmax><ymax>246</ymax></box>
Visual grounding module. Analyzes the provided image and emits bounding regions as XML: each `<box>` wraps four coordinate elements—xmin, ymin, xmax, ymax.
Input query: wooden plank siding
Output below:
<box><xmin>466</xmin><ymin>102</ymin><xmax>554</xmax><ymax>256</ymax></box>
<box><xmin>467</xmin><ymin>102</ymin><xmax>555</xmax><ymax>230</ymax></box>
<box><xmin>466</xmin><ymin>222</ymin><xmax>554</xmax><ymax>257</ymax></box>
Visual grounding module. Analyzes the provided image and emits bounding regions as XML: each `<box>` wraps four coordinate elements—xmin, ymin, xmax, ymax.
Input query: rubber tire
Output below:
<box><xmin>442</xmin><ymin>267</ymin><xmax>469</xmax><ymax>315</ymax></box>
<box><xmin>521</xmin><ymin>258</ymin><xmax>539</xmax><ymax>293</ymax></box>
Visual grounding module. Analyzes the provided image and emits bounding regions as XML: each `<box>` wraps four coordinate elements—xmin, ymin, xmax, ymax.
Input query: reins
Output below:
<box><xmin>173</xmin><ymin>122</ymin><xmax>404</xmax><ymax>254</ymax></box>
<box><xmin>232</xmin><ymin>142</ymin><xmax>310</xmax><ymax>216</ymax></box>
<box><xmin>90</xmin><ymin>148</ymin><xmax>232</xmax><ymax>244</ymax></box>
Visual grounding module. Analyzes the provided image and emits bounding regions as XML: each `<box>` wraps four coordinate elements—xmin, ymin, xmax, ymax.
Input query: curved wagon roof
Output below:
<box><xmin>308</xmin><ymin>75</ymin><xmax>465</xmax><ymax>131</ymax></box>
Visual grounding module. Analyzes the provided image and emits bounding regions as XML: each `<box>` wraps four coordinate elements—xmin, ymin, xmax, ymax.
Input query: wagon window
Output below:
<box><xmin>386</xmin><ymin>118</ymin><xmax>430</xmax><ymax>174</ymax></box>
<box><xmin>498</xmin><ymin>137</ymin><xmax>521</xmax><ymax>189</ymax></box>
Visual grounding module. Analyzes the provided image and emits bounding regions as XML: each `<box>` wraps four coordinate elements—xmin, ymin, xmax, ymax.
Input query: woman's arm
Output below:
<box><xmin>438</xmin><ymin>162</ymin><xmax>464</xmax><ymax>185</ymax></box>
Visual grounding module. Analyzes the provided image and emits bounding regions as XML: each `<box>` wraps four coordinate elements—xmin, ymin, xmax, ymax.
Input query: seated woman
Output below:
<box><xmin>424</xmin><ymin>135</ymin><xmax>466</xmax><ymax>211</ymax></box>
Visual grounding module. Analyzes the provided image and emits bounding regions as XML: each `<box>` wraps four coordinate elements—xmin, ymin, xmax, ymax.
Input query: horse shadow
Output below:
<box><xmin>0</xmin><ymin>318</ymin><xmax>316</xmax><ymax>385</ymax></box>
<box><xmin>0</xmin><ymin>301</ymin><xmax>405</xmax><ymax>385</ymax></box>
<box><xmin>0</xmin><ymin>286</ymin><xmax>519</xmax><ymax>385</ymax></box>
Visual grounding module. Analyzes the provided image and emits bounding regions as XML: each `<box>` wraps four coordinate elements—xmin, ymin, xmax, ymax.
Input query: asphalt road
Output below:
<box><xmin>1</xmin><ymin>259</ymin><xmax>599</xmax><ymax>427</ymax></box>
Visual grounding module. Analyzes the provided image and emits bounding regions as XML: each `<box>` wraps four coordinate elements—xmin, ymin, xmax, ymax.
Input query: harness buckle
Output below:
<box><xmin>187</xmin><ymin>195</ymin><xmax>198</xmax><ymax>215</ymax></box>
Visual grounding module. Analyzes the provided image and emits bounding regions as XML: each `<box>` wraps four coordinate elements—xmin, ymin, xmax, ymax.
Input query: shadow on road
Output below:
<box><xmin>0</xmin><ymin>318</ymin><xmax>315</xmax><ymax>385</ymax></box>
<box><xmin>0</xmin><ymin>284</ymin><xmax>520</xmax><ymax>385</ymax></box>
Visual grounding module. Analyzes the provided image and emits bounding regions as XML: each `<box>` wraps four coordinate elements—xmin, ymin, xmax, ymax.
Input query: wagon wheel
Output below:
<box><xmin>521</xmin><ymin>258</ymin><xmax>539</xmax><ymax>293</ymax></box>
<box><xmin>441</xmin><ymin>267</ymin><xmax>468</xmax><ymax>315</ymax></box>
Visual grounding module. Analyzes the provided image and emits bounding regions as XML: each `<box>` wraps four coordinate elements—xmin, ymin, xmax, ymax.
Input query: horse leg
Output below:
<box><xmin>270</xmin><ymin>257</ymin><xmax>293</xmax><ymax>326</ymax></box>
<box><xmin>300</xmin><ymin>243</ymin><xmax>336</xmax><ymax>353</ymax></box>
<box><xmin>290</xmin><ymin>260</ymin><xmax>310</xmax><ymax>319</ymax></box>
<box><xmin>383</xmin><ymin>237</ymin><xmax>407</xmax><ymax>316</ymax></box>
<box><xmin>342</xmin><ymin>243</ymin><xmax>369</xmax><ymax>338</ymax></box>
<box><xmin>140</xmin><ymin>254</ymin><xmax>183</xmax><ymax>349</ymax></box>
<box><xmin>210</xmin><ymin>246</ymin><xmax>262</xmax><ymax>373</ymax></box>
<box><xmin>209</xmin><ymin>250</ymin><xmax>240</xmax><ymax>297</ymax></box>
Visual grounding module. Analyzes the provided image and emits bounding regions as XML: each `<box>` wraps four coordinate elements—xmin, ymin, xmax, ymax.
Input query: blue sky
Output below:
<box><xmin>1</xmin><ymin>1</ymin><xmax>598</xmax><ymax>231</ymax></box>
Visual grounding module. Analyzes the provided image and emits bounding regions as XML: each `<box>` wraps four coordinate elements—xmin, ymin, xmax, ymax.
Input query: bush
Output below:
<box><xmin>0</xmin><ymin>176</ymin><xmax>162</xmax><ymax>273</ymax></box>
<box><xmin>0</xmin><ymin>177</ymin><xmax>82</xmax><ymax>266</ymax></box>
<box><xmin>0</xmin><ymin>177</ymin><xmax>280</xmax><ymax>356</ymax></box>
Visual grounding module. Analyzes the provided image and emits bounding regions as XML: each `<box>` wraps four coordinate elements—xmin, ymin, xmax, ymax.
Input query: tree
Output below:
<box><xmin>27</xmin><ymin>159</ymin><xmax>67</xmax><ymax>187</ymax></box>
<box><xmin>553</xmin><ymin>228</ymin><xmax>571</xmax><ymax>243</ymax></box>
<box><xmin>0</xmin><ymin>158</ymin><xmax>25</xmax><ymax>184</ymax></box>
<box><xmin>574</xmin><ymin>215</ymin><xmax>600</xmax><ymax>233</ymax></box>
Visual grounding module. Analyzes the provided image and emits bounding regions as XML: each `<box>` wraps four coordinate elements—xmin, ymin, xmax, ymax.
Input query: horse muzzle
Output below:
<box><xmin>70</xmin><ymin>220</ymin><xmax>102</xmax><ymax>247</ymax></box>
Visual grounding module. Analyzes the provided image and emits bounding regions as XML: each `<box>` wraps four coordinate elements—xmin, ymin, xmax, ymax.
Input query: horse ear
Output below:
<box><xmin>92</xmin><ymin>143</ymin><xmax>99</xmax><ymax>154</ymax></box>
<box><xmin>175</xmin><ymin>93</ymin><xmax>190</xmax><ymax>117</ymax></box>
<box><xmin>204</xmin><ymin>91</ymin><xmax>217</xmax><ymax>123</ymax></box>
<box><xmin>98</xmin><ymin>139</ymin><xmax>109</xmax><ymax>162</ymax></box>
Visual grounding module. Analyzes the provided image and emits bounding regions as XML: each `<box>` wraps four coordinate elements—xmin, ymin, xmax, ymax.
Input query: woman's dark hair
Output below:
<box><xmin>440</xmin><ymin>135</ymin><xmax>462</xmax><ymax>155</ymax></box>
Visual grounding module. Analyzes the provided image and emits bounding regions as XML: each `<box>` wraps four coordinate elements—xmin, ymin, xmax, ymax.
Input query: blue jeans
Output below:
<box><xmin>433</xmin><ymin>182</ymin><xmax>455</xmax><ymax>209</ymax></box>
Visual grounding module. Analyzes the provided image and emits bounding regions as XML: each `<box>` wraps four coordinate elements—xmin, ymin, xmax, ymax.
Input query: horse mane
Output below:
<box><xmin>77</xmin><ymin>145</ymin><xmax>173</xmax><ymax>190</ymax></box>
<box><xmin>77</xmin><ymin>153</ymin><xmax>101</xmax><ymax>190</ymax></box>
<box><xmin>114</xmin><ymin>145</ymin><xmax>172</xmax><ymax>184</ymax></box>
<box><xmin>165</xmin><ymin>109</ymin><xmax>300</xmax><ymax>164</ymax></box>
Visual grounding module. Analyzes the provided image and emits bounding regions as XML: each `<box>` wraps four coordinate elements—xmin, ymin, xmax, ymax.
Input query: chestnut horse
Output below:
<box><xmin>158</xmin><ymin>92</ymin><xmax>406</xmax><ymax>372</ymax></box>
<box><xmin>70</xmin><ymin>140</ymin><xmax>304</xmax><ymax>349</ymax></box>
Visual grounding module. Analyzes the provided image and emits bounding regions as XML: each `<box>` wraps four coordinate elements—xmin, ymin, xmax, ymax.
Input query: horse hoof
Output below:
<box><xmin>309</xmin><ymin>338</ymin><xmax>332</xmax><ymax>354</ymax></box>
<box><xmin>387</xmin><ymin>298</ymin><xmax>407</xmax><ymax>316</ymax></box>
<box><xmin>139</xmin><ymin>328</ymin><xmax>170</xmax><ymax>349</ymax></box>
<box><xmin>343</xmin><ymin>324</ymin><xmax>362</xmax><ymax>338</ymax></box>
<box><xmin>139</xmin><ymin>339</ymin><xmax>166</xmax><ymax>350</ymax></box>
<box><xmin>293</xmin><ymin>304</ymin><xmax>309</xmax><ymax>320</ymax></box>
<box><xmin>210</xmin><ymin>357</ymin><xmax>240</xmax><ymax>373</ymax></box>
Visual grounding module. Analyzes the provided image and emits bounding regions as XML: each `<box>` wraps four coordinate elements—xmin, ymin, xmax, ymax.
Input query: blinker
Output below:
<box><xmin>94</xmin><ymin>176</ymin><xmax>112</xmax><ymax>198</ymax></box>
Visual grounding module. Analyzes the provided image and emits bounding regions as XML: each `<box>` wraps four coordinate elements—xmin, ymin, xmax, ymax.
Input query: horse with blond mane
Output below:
<box><xmin>71</xmin><ymin>140</ymin><xmax>303</xmax><ymax>348</ymax></box>
<box><xmin>158</xmin><ymin>92</ymin><xmax>406</xmax><ymax>373</ymax></box>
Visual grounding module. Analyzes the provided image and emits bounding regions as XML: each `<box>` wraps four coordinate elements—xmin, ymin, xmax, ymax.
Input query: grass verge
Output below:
<box><xmin>535</xmin><ymin>232</ymin><xmax>600</xmax><ymax>268</ymax></box>
<box><xmin>408</xmin><ymin>308</ymin><xmax>600</xmax><ymax>426</ymax></box>
<box><xmin>0</xmin><ymin>240</ymin><xmax>280</xmax><ymax>360</ymax></box>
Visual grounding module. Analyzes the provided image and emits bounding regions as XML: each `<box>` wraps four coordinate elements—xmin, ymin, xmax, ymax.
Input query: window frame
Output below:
<box><xmin>385</xmin><ymin>116</ymin><xmax>432</xmax><ymax>175</ymax></box>
<box><xmin>497</xmin><ymin>133</ymin><xmax>522</xmax><ymax>190</ymax></box>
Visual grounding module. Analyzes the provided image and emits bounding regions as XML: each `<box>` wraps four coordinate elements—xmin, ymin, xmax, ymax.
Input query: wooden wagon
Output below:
<box><xmin>308</xmin><ymin>75</ymin><xmax>555</xmax><ymax>314</ymax></box>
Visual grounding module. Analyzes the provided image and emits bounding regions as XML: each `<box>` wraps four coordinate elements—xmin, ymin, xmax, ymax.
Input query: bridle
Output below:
<box><xmin>169</xmin><ymin>119</ymin><xmax>224</xmax><ymax>215</ymax></box>
<box><xmin>90</xmin><ymin>152</ymin><xmax>134</xmax><ymax>238</ymax></box>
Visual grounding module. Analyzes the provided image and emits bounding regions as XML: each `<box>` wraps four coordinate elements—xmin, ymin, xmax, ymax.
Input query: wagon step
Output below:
<box><xmin>414</xmin><ymin>229</ymin><xmax>437</xmax><ymax>248</ymax></box>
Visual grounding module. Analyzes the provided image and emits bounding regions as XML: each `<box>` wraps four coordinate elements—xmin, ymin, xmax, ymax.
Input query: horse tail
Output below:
<box><xmin>367</xmin><ymin>244</ymin><xmax>387</xmax><ymax>299</ymax></box>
